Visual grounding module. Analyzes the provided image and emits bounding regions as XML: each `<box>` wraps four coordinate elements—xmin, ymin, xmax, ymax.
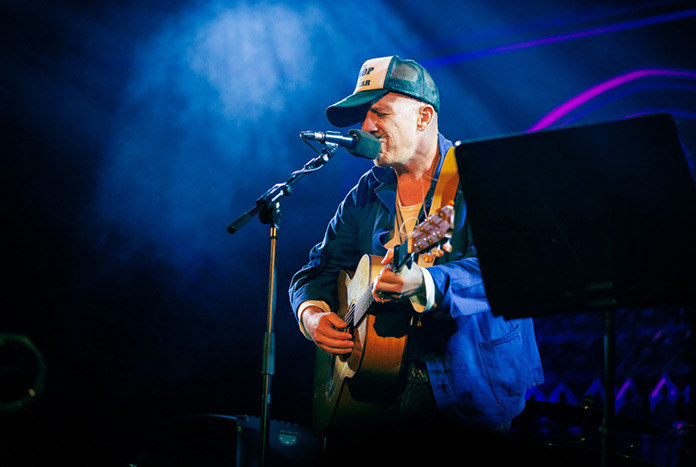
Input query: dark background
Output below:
<box><xmin>2</xmin><ymin>0</ymin><xmax>695</xmax><ymax>465</ymax></box>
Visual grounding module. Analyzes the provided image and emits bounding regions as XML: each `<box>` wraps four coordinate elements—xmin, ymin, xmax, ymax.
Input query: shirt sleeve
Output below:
<box><xmin>409</xmin><ymin>266</ymin><xmax>436</xmax><ymax>313</ymax></box>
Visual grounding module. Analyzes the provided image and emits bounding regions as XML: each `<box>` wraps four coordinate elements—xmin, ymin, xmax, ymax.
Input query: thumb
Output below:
<box><xmin>381</xmin><ymin>248</ymin><xmax>394</xmax><ymax>265</ymax></box>
<box><xmin>327</xmin><ymin>312</ymin><xmax>349</xmax><ymax>330</ymax></box>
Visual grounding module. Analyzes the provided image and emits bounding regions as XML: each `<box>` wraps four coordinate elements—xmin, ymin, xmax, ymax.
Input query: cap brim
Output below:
<box><xmin>326</xmin><ymin>89</ymin><xmax>389</xmax><ymax>127</ymax></box>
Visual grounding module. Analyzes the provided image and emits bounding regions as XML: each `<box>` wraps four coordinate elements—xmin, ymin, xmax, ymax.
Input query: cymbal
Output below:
<box><xmin>525</xmin><ymin>400</ymin><xmax>663</xmax><ymax>435</ymax></box>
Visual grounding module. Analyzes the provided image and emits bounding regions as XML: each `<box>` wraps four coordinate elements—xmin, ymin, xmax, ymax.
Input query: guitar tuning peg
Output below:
<box><xmin>442</xmin><ymin>241</ymin><xmax>453</xmax><ymax>253</ymax></box>
<box><xmin>421</xmin><ymin>253</ymin><xmax>435</xmax><ymax>263</ymax></box>
<box><xmin>431</xmin><ymin>247</ymin><xmax>444</xmax><ymax>258</ymax></box>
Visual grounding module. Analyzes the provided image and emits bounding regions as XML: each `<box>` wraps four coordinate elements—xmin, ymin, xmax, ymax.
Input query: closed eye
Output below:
<box><xmin>368</xmin><ymin>107</ymin><xmax>388</xmax><ymax>117</ymax></box>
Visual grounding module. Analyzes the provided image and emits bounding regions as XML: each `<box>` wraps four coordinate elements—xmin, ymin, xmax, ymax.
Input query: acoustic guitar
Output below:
<box><xmin>312</xmin><ymin>204</ymin><xmax>455</xmax><ymax>436</ymax></box>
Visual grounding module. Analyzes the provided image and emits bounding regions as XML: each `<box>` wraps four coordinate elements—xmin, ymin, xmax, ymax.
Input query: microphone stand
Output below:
<box><xmin>227</xmin><ymin>142</ymin><xmax>339</xmax><ymax>467</ymax></box>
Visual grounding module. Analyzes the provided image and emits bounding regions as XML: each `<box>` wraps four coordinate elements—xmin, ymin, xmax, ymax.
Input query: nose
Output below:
<box><xmin>362</xmin><ymin>112</ymin><xmax>377</xmax><ymax>132</ymax></box>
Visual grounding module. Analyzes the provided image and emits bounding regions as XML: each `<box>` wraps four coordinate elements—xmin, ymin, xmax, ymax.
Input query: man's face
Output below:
<box><xmin>361</xmin><ymin>93</ymin><xmax>423</xmax><ymax>168</ymax></box>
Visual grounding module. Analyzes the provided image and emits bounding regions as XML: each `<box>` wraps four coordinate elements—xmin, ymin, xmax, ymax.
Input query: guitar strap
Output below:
<box><xmin>417</xmin><ymin>146</ymin><xmax>459</xmax><ymax>268</ymax></box>
<box><xmin>428</xmin><ymin>146</ymin><xmax>459</xmax><ymax>217</ymax></box>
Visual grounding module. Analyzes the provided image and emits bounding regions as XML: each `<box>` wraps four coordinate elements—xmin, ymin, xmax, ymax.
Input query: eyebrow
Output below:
<box><xmin>369</xmin><ymin>104</ymin><xmax>390</xmax><ymax>114</ymax></box>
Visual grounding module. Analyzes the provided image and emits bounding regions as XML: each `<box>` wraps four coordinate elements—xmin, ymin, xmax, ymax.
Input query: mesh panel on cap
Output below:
<box><xmin>390</xmin><ymin>61</ymin><xmax>420</xmax><ymax>82</ymax></box>
<box><xmin>386</xmin><ymin>59</ymin><xmax>439</xmax><ymax>112</ymax></box>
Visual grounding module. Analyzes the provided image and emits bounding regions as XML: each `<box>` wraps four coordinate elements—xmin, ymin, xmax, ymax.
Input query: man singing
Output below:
<box><xmin>289</xmin><ymin>56</ymin><xmax>543</xmax><ymax>439</ymax></box>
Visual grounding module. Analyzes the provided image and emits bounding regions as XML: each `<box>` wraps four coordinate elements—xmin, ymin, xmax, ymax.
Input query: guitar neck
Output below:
<box><xmin>391</xmin><ymin>242</ymin><xmax>413</xmax><ymax>271</ymax></box>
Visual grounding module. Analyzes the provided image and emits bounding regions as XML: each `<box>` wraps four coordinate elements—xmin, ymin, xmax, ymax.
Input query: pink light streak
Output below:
<box><xmin>527</xmin><ymin>68</ymin><xmax>696</xmax><ymax>132</ymax></box>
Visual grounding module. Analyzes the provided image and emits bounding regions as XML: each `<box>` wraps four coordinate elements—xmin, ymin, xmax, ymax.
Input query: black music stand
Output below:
<box><xmin>454</xmin><ymin>113</ymin><xmax>696</xmax><ymax>467</ymax></box>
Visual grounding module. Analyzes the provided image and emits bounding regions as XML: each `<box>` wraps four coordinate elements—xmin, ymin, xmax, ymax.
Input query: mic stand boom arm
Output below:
<box><xmin>226</xmin><ymin>143</ymin><xmax>339</xmax><ymax>234</ymax></box>
<box><xmin>225</xmin><ymin>143</ymin><xmax>339</xmax><ymax>467</ymax></box>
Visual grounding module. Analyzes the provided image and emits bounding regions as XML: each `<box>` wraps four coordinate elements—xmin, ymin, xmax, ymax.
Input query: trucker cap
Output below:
<box><xmin>326</xmin><ymin>56</ymin><xmax>440</xmax><ymax>127</ymax></box>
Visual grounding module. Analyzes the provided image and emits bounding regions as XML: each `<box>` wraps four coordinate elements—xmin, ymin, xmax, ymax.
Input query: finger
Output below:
<box><xmin>316</xmin><ymin>336</ymin><xmax>354</xmax><ymax>354</ymax></box>
<box><xmin>373</xmin><ymin>290</ymin><xmax>404</xmax><ymax>303</ymax></box>
<box><xmin>376</xmin><ymin>274</ymin><xmax>404</xmax><ymax>288</ymax></box>
<box><xmin>381</xmin><ymin>248</ymin><xmax>394</xmax><ymax>265</ymax></box>
<box><xmin>318</xmin><ymin>316</ymin><xmax>352</xmax><ymax>339</ymax></box>
<box><xmin>374</xmin><ymin>271</ymin><xmax>406</xmax><ymax>291</ymax></box>
<box><xmin>320</xmin><ymin>326</ymin><xmax>353</xmax><ymax>341</ymax></box>
<box><xmin>326</xmin><ymin>313</ymin><xmax>349</xmax><ymax>330</ymax></box>
<box><xmin>316</xmin><ymin>334</ymin><xmax>354</xmax><ymax>348</ymax></box>
<box><xmin>372</xmin><ymin>287</ymin><xmax>399</xmax><ymax>302</ymax></box>
<box><xmin>319</xmin><ymin>343</ymin><xmax>354</xmax><ymax>355</ymax></box>
<box><xmin>372</xmin><ymin>288</ymin><xmax>383</xmax><ymax>302</ymax></box>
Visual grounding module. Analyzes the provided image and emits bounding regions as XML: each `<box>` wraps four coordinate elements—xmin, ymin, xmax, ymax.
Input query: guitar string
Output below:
<box><xmin>344</xmin><ymin>283</ymin><xmax>374</xmax><ymax>325</ymax></box>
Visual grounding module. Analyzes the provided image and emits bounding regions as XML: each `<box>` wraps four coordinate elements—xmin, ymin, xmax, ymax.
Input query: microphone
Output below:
<box><xmin>300</xmin><ymin>129</ymin><xmax>381</xmax><ymax>160</ymax></box>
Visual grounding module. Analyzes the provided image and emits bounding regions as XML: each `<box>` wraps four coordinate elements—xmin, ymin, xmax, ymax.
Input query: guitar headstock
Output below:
<box><xmin>409</xmin><ymin>203</ymin><xmax>454</xmax><ymax>255</ymax></box>
<box><xmin>392</xmin><ymin>204</ymin><xmax>455</xmax><ymax>270</ymax></box>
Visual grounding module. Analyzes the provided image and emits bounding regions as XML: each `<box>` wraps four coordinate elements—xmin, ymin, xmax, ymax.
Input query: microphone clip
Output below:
<box><xmin>299</xmin><ymin>129</ymin><xmax>381</xmax><ymax>160</ymax></box>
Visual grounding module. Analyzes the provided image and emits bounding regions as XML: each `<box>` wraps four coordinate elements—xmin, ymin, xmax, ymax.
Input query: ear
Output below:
<box><xmin>417</xmin><ymin>104</ymin><xmax>435</xmax><ymax>131</ymax></box>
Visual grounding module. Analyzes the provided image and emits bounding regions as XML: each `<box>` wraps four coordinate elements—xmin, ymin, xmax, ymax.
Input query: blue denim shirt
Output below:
<box><xmin>289</xmin><ymin>134</ymin><xmax>544</xmax><ymax>428</ymax></box>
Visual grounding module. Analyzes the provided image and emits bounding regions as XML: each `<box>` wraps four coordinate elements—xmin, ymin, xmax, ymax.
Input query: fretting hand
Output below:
<box><xmin>372</xmin><ymin>249</ymin><xmax>425</xmax><ymax>303</ymax></box>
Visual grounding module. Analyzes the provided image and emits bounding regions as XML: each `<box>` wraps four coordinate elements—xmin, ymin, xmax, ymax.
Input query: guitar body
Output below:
<box><xmin>310</xmin><ymin>204</ymin><xmax>455</xmax><ymax>436</ymax></box>
<box><xmin>312</xmin><ymin>254</ymin><xmax>410</xmax><ymax>436</ymax></box>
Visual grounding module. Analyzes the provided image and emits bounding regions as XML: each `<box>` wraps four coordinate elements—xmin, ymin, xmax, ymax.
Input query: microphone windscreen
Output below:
<box><xmin>347</xmin><ymin>129</ymin><xmax>381</xmax><ymax>160</ymax></box>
